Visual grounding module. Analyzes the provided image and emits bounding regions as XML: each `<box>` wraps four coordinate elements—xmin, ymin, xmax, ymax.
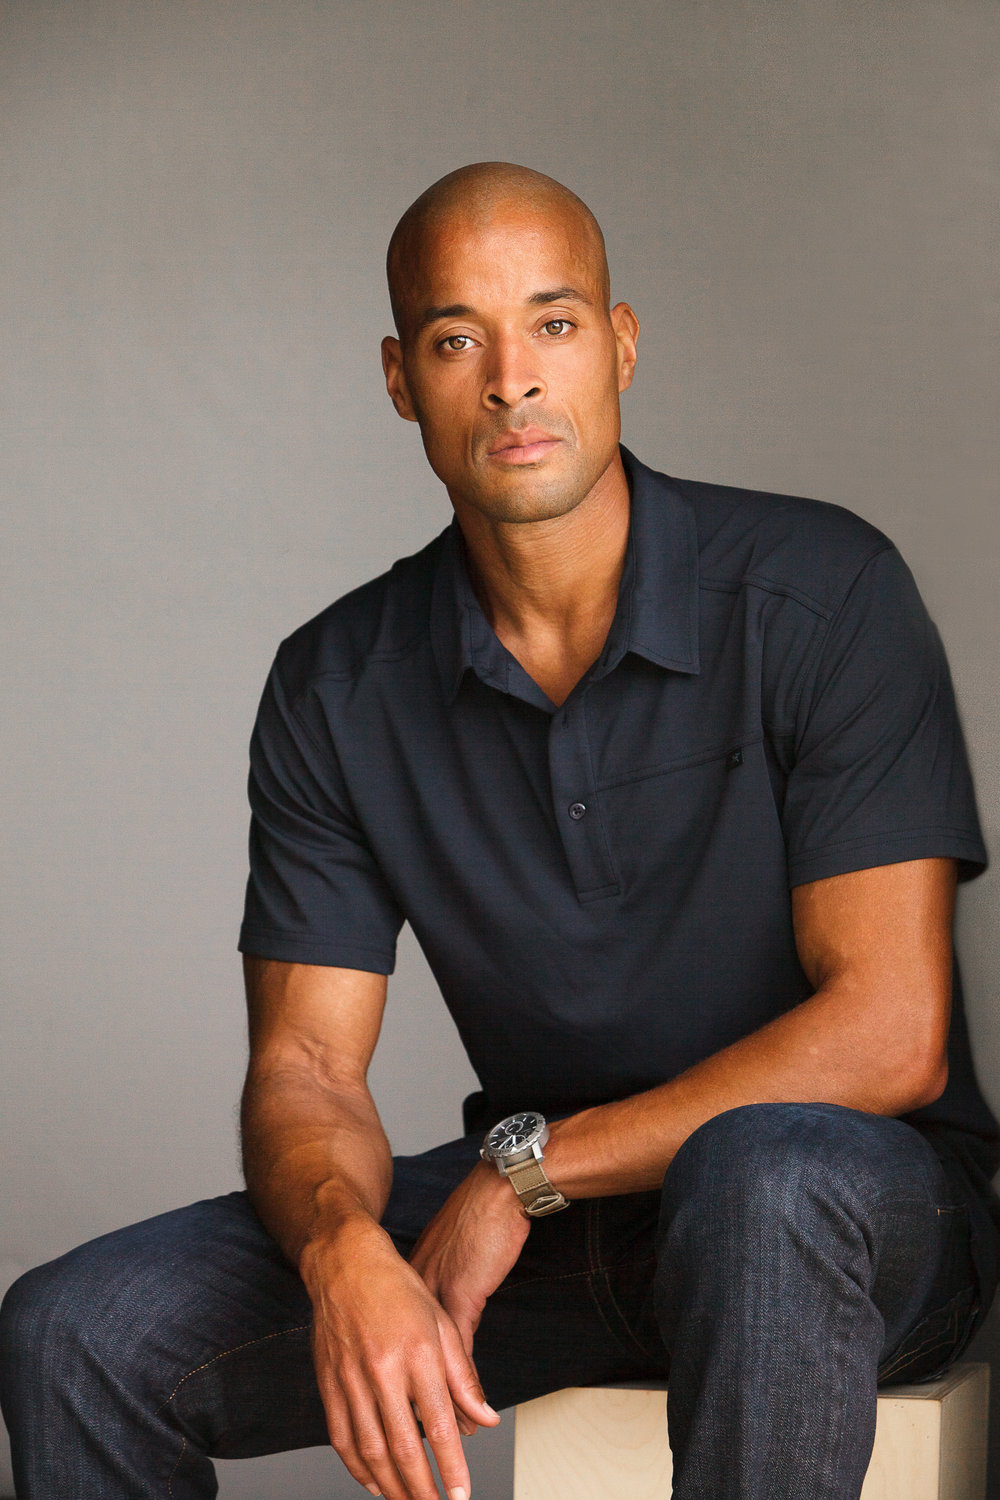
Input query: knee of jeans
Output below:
<box><xmin>659</xmin><ymin>1102</ymin><xmax>895</xmax><ymax>1241</ymax></box>
<box><xmin>0</xmin><ymin>1240</ymin><xmax>152</xmax><ymax>1392</ymax></box>
<box><xmin>1</xmin><ymin>1259</ymin><xmax>78</xmax><ymax>1383</ymax></box>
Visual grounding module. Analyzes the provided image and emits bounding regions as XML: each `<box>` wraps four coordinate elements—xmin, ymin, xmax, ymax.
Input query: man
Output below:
<box><xmin>2</xmin><ymin>162</ymin><xmax>998</xmax><ymax>1500</ymax></box>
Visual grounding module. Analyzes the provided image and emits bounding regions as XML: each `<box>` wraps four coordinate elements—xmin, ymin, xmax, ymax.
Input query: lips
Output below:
<box><xmin>486</xmin><ymin>428</ymin><xmax>562</xmax><ymax>464</ymax></box>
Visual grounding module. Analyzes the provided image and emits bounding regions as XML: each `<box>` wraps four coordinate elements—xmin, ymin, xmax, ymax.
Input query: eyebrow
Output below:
<box><xmin>527</xmin><ymin>286</ymin><xmax>593</xmax><ymax>307</ymax></box>
<box><xmin>415</xmin><ymin>286</ymin><xmax>593</xmax><ymax>333</ymax></box>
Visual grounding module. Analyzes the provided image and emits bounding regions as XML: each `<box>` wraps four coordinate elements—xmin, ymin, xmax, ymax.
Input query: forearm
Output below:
<box><xmin>544</xmin><ymin>972</ymin><xmax>948</xmax><ymax>1200</ymax></box>
<box><xmin>241</xmin><ymin>1062</ymin><xmax>393</xmax><ymax>1268</ymax></box>
<box><xmin>239</xmin><ymin>962</ymin><xmax>498</xmax><ymax>1497</ymax></box>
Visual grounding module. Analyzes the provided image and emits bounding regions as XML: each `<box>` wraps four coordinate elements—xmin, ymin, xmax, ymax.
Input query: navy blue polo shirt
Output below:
<box><xmin>240</xmin><ymin>447</ymin><xmax>997</xmax><ymax>1170</ymax></box>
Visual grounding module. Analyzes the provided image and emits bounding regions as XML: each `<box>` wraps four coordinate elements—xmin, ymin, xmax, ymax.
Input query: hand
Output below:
<box><xmin>302</xmin><ymin>1212</ymin><xmax>499</xmax><ymax>1500</ymax></box>
<box><xmin>409</xmin><ymin>1160</ymin><xmax>531</xmax><ymax>1359</ymax></box>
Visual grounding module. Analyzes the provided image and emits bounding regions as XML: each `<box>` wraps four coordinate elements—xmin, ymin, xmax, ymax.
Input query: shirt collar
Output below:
<box><xmin>431</xmin><ymin>445</ymin><xmax>701</xmax><ymax>704</ymax></box>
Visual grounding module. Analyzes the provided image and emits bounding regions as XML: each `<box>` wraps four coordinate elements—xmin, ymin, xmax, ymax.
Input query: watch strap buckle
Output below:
<box><xmin>505</xmin><ymin>1156</ymin><xmax>570</xmax><ymax>1217</ymax></box>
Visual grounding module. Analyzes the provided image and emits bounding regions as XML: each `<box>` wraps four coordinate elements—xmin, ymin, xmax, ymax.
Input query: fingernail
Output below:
<box><xmin>364</xmin><ymin>1487</ymin><xmax>380</xmax><ymax>1496</ymax></box>
<box><xmin>448</xmin><ymin>1489</ymin><xmax>469</xmax><ymax>1500</ymax></box>
<box><xmin>483</xmin><ymin>1403</ymin><xmax>499</xmax><ymax>1419</ymax></box>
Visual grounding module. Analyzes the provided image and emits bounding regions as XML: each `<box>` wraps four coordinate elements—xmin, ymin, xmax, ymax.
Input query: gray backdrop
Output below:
<box><xmin>2</xmin><ymin>2</ymin><xmax>997</xmax><ymax>1496</ymax></box>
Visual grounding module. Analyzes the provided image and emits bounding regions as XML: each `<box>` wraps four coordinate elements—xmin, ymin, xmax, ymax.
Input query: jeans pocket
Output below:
<box><xmin>877</xmin><ymin>1196</ymin><xmax>982</xmax><ymax>1386</ymax></box>
<box><xmin>877</xmin><ymin>1281</ymin><xmax>979</xmax><ymax>1384</ymax></box>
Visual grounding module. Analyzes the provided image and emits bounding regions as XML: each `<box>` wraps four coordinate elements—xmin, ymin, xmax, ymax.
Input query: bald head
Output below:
<box><xmin>386</xmin><ymin>162</ymin><xmax>610</xmax><ymax>342</ymax></box>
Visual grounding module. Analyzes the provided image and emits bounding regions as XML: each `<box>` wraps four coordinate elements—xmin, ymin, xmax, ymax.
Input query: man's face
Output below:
<box><xmin>382</xmin><ymin>203</ymin><xmax>638</xmax><ymax>525</ymax></box>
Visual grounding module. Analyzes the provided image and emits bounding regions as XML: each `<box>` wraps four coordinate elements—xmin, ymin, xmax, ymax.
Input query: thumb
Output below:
<box><xmin>439</xmin><ymin>1289</ymin><xmax>480</xmax><ymax>1359</ymax></box>
<box><xmin>454</xmin><ymin>1310</ymin><xmax>476</xmax><ymax>1359</ymax></box>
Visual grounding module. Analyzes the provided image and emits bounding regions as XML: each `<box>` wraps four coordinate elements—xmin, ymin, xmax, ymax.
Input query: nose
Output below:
<box><xmin>481</xmin><ymin>335</ymin><xmax>546</xmax><ymax>410</ymax></box>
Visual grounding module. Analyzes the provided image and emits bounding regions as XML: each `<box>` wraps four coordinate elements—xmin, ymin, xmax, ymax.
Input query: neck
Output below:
<box><xmin>454</xmin><ymin>452</ymin><xmax>631</xmax><ymax>706</ymax></box>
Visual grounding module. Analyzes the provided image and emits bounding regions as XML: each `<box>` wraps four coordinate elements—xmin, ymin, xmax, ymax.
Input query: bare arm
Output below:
<box><xmin>241</xmin><ymin>960</ymin><xmax>393</xmax><ymax>1255</ymax></box>
<box><xmin>411</xmin><ymin>858</ymin><xmax>956</xmax><ymax>1338</ymax></box>
<box><xmin>241</xmin><ymin>957</ymin><xmax>497</xmax><ymax>1500</ymax></box>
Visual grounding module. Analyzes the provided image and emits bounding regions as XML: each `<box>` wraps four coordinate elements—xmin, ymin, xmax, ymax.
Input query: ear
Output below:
<box><xmin>610</xmin><ymin>303</ymin><xmax>639</xmax><ymax>394</ymax></box>
<box><xmin>381</xmin><ymin>336</ymin><xmax>419</xmax><ymax>423</ymax></box>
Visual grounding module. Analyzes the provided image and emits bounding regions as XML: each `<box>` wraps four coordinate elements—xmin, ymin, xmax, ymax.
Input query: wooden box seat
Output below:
<box><xmin>513</xmin><ymin>1363</ymin><xmax>989</xmax><ymax>1500</ymax></box>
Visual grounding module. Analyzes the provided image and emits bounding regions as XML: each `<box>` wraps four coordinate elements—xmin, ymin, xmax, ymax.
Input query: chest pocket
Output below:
<box><xmin>597</xmin><ymin>734</ymin><xmax>782</xmax><ymax>900</ymax></box>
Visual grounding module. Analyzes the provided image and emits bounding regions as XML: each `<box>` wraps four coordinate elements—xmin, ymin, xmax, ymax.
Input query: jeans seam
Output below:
<box><xmin>504</xmin><ymin>1265</ymin><xmax>612</xmax><ymax>1290</ymax></box>
<box><xmin>586</xmin><ymin>1272</ymin><xmax>629</xmax><ymax>1354</ymax></box>
<box><xmin>155</xmin><ymin>1322</ymin><xmax>312</xmax><ymax>1414</ymax></box>
<box><xmin>602</xmin><ymin>1261</ymin><xmax>660</xmax><ymax>1361</ymax></box>
<box><xmin>586</xmin><ymin>1200</ymin><xmax>600</xmax><ymax>1274</ymax></box>
<box><xmin>157</xmin><ymin>1321</ymin><xmax>312</xmax><ymax>1494</ymax></box>
<box><xmin>583</xmin><ymin>1200</ymin><xmax>661</xmax><ymax>1362</ymax></box>
<box><xmin>581</xmin><ymin>1201</ymin><xmax>627</xmax><ymax>1352</ymax></box>
<box><xmin>869</xmin><ymin>1190</ymin><xmax>962</xmax><ymax>1214</ymax></box>
<box><xmin>879</xmin><ymin>1328</ymin><xmax>955</xmax><ymax>1382</ymax></box>
<box><xmin>167</xmin><ymin>1437</ymin><xmax>187</xmax><ymax>1496</ymax></box>
<box><xmin>877</xmin><ymin>1292</ymin><xmax>972</xmax><ymax>1382</ymax></box>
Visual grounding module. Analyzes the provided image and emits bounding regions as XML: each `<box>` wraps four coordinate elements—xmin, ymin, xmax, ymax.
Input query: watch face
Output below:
<box><xmin>484</xmin><ymin>1111</ymin><xmax>545</xmax><ymax>1158</ymax></box>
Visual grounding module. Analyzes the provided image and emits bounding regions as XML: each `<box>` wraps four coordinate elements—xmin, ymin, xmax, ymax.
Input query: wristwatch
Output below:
<box><xmin>480</xmin><ymin>1111</ymin><xmax>570</xmax><ymax>1218</ymax></box>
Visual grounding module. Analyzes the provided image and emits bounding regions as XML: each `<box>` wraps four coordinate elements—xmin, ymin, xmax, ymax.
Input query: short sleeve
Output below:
<box><xmin>782</xmin><ymin>545</ymin><xmax>987</xmax><ymax>887</ymax></box>
<box><xmin>238</xmin><ymin>653</ymin><xmax>404</xmax><ymax>971</ymax></box>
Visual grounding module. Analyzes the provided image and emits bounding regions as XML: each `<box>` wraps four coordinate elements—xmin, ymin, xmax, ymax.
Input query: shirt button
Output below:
<box><xmin>568</xmin><ymin>801</ymin><xmax>587</xmax><ymax>821</ymax></box>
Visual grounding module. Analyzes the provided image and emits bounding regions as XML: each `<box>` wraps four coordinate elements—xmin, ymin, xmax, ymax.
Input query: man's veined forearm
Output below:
<box><xmin>240</xmin><ymin>1064</ymin><xmax>393</xmax><ymax>1268</ymax></box>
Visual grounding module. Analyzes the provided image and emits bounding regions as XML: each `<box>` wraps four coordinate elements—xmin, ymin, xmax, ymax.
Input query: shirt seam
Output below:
<box><xmin>576</xmin><ymin>881</ymin><xmax>622</xmax><ymax>902</ymax></box>
<box><xmin>285</xmin><ymin>638</ymin><xmax>430</xmax><ymax>718</ymax></box>
<box><xmin>697</xmin><ymin>537</ymin><xmax>890</xmax><ymax>617</ymax></box>
<box><xmin>699</xmin><ymin>574</ymin><xmax>835</xmax><ymax>617</ymax></box>
<box><xmin>238</xmin><ymin>926</ymin><xmax>395</xmax><ymax>961</ymax></box>
<box><xmin>789</xmin><ymin>827</ymin><xmax>985</xmax><ymax>862</ymax></box>
<box><xmin>787</xmin><ymin>540</ymin><xmax>898</xmax><ymax>730</ymax></box>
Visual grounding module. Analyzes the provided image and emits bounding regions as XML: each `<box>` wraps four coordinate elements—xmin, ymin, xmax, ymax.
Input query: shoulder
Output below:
<box><xmin>668</xmin><ymin>470</ymin><xmax>895</xmax><ymax>619</ymax></box>
<box><xmin>270</xmin><ymin>527</ymin><xmax>449</xmax><ymax>700</ymax></box>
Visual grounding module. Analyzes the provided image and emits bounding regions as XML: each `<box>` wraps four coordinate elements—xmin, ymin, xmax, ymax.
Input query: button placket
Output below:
<box><xmin>548</xmin><ymin>696</ymin><xmax>619</xmax><ymax>900</ymax></box>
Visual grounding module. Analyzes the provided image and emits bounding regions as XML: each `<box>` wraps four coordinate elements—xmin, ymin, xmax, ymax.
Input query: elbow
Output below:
<box><xmin>892</xmin><ymin>1048</ymin><xmax>948</xmax><ymax>1113</ymax></box>
<box><xmin>912</xmin><ymin>1055</ymin><xmax>949</xmax><ymax>1111</ymax></box>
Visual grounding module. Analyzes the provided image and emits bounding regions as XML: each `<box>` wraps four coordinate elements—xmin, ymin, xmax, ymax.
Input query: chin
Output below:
<box><xmin>465</xmin><ymin>457</ymin><xmax>605</xmax><ymax>525</ymax></box>
<box><xmin>472</xmin><ymin>482</ymin><xmax>588</xmax><ymax>525</ymax></box>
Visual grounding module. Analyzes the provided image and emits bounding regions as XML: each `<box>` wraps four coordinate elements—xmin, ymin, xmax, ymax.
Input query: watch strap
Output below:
<box><xmin>505</xmin><ymin>1156</ymin><xmax>570</xmax><ymax>1217</ymax></box>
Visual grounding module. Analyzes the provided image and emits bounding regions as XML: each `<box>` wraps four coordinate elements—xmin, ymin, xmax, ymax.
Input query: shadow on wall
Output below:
<box><xmin>965</xmin><ymin>1302</ymin><xmax>1000</xmax><ymax>1499</ymax></box>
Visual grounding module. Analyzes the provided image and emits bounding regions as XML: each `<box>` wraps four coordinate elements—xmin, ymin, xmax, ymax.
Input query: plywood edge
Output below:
<box><xmin>878</xmin><ymin>1361</ymin><xmax>989</xmax><ymax>1403</ymax></box>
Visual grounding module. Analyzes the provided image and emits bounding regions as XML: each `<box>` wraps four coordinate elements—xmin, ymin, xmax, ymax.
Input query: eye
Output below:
<box><xmin>440</xmin><ymin>334</ymin><xmax>475</xmax><ymax>352</ymax></box>
<box><xmin>542</xmin><ymin>319</ymin><xmax>573</xmax><ymax>336</ymax></box>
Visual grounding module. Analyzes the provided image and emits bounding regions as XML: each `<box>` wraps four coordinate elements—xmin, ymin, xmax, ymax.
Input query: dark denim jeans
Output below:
<box><xmin>1</xmin><ymin>1104</ymin><xmax>994</xmax><ymax>1499</ymax></box>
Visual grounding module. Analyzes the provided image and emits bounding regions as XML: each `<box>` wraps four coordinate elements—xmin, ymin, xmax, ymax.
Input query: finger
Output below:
<box><xmin>414</xmin><ymin>1399</ymin><xmax>474</xmax><ymax>1440</ymax></box>
<box><xmin>408</xmin><ymin>1372</ymin><xmax>473</xmax><ymax>1500</ymax></box>
<box><xmin>453</xmin><ymin>1402</ymin><xmax>477</xmax><ymax>1438</ymax></box>
<box><xmin>317</xmin><ymin>1374</ymin><xmax>380</xmax><ymax>1494</ymax></box>
<box><xmin>376</xmin><ymin>1383</ymin><xmax>448</xmax><ymax>1500</ymax></box>
<box><xmin>439</xmin><ymin>1317</ymin><xmax>500</xmax><ymax>1428</ymax></box>
<box><xmin>341</xmin><ymin>1373</ymin><xmax>412</xmax><ymax>1500</ymax></box>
